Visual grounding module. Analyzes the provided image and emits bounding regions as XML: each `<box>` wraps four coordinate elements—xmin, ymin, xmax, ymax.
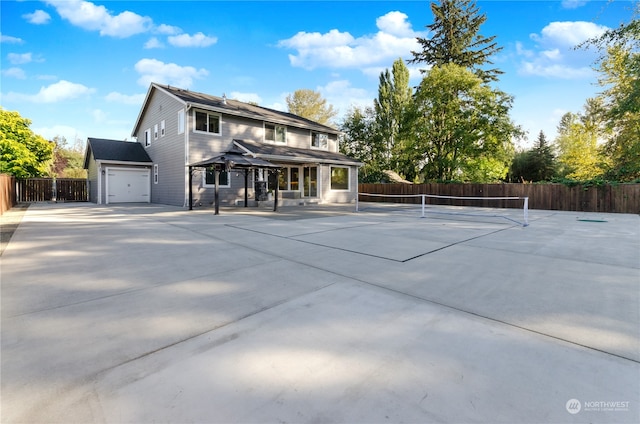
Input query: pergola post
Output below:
<box><xmin>188</xmin><ymin>167</ymin><xmax>193</xmax><ymax>210</ymax></box>
<box><xmin>273</xmin><ymin>168</ymin><xmax>279</xmax><ymax>212</ymax></box>
<box><xmin>244</xmin><ymin>169</ymin><xmax>249</xmax><ymax>207</ymax></box>
<box><xmin>214</xmin><ymin>166</ymin><xmax>220</xmax><ymax>215</ymax></box>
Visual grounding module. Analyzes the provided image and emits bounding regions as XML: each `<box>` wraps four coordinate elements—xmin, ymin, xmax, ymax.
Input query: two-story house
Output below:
<box><xmin>115</xmin><ymin>83</ymin><xmax>360</xmax><ymax>208</ymax></box>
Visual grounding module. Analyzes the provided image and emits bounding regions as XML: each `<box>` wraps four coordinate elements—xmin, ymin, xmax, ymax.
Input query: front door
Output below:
<box><xmin>303</xmin><ymin>166</ymin><xmax>317</xmax><ymax>197</ymax></box>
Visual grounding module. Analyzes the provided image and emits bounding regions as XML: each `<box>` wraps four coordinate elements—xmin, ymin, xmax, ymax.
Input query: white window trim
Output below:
<box><xmin>264</xmin><ymin>122</ymin><xmax>287</xmax><ymax>144</ymax></box>
<box><xmin>330</xmin><ymin>166</ymin><xmax>350</xmax><ymax>191</ymax></box>
<box><xmin>160</xmin><ymin>120</ymin><xmax>166</xmax><ymax>137</ymax></box>
<box><xmin>154</xmin><ymin>164</ymin><xmax>159</xmax><ymax>184</ymax></box>
<box><xmin>154</xmin><ymin>124</ymin><xmax>159</xmax><ymax>140</ymax></box>
<box><xmin>178</xmin><ymin>109</ymin><xmax>185</xmax><ymax>134</ymax></box>
<box><xmin>193</xmin><ymin>110</ymin><xmax>222</xmax><ymax>135</ymax></box>
<box><xmin>203</xmin><ymin>169</ymin><xmax>231</xmax><ymax>188</ymax></box>
<box><xmin>311</xmin><ymin>131</ymin><xmax>329</xmax><ymax>150</ymax></box>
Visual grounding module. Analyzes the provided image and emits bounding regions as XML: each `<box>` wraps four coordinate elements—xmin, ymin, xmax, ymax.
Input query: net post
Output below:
<box><xmin>421</xmin><ymin>195</ymin><xmax>426</xmax><ymax>218</ymax></box>
<box><xmin>523</xmin><ymin>197</ymin><xmax>529</xmax><ymax>227</ymax></box>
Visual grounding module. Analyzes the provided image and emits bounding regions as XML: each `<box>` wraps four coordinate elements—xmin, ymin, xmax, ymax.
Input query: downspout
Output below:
<box><xmin>97</xmin><ymin>160</ymin><xmax>102</xmax><ymax>205</ymax></box>
<box><xmin>183</xmin><ymin>104</ymin><xmax>192</xmax><ymax>208</ymax></box>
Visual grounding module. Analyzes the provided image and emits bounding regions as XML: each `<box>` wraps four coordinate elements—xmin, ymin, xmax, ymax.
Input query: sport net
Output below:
<box><xmin>357</xmin><ymin>192</ymin><xmax>529</xmax><ymax>226</ymax></box>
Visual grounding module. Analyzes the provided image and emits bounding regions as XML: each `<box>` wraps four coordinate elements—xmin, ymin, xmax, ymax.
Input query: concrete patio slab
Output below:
<box><xmin>1</xmin><ymin>202</ymin><xmax>638</xmax><ymax>423</ymax></box>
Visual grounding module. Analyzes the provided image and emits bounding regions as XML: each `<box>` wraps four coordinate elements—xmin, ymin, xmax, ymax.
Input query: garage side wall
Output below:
<box><xmin>87</xmin><ymin>153</ymin><xmax>98</xmax><ymax>203</ymax></box>
<box><xmin>135</xmin><ymin>90</ymin><xmax>187</xmax><ymax>206</ymax></box>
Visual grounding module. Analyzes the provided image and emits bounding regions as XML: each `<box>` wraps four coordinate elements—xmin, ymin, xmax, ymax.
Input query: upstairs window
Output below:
<box><xmin>264</xmin><ymin>123</ymin><xmax>286</xmax><ymax>144</ymax></box>
<box><xmin>154</xmin><ymin>124</ymin><xmax>158</xmax><ymax>140</ymax></box>
<box><xmin>194</xmin><ymin>111</ymin><xmax>221</xmax><ymax>135</ymax></box>
<box><xmin>144</xmin><ymin>128</ymin><xmax>151</xmax><ymax>147</ymax></box>
<box><xmin>160</xmin><ymin>120</ymin><xmax>166</xmax><ymax>137</ymax></box>
<box><xmin>311</xmin><ymin>132</ymin><xmax>328</xmax><ymax>149</ymax></box>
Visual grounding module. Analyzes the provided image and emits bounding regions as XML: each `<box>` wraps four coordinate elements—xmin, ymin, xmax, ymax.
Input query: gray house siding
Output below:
<box><xmin>130</xmin><ymin>83</ymin><xmax>360</xmax><ymax>208</ymax></box>
<box><xmin>134</xmin><ymin>90</ymin><xmax>186</xmax><ymax>206</ymax></box>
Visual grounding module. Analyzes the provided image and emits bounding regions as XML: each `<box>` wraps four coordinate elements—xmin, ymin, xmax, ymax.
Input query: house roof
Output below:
<box><xmin>83</xmin><ymin>138</ymin><xmax>152</xmax><ymax>169</ymax></box>
<box><xmin>132</xmin><ymin>83</ymin><xmax>341</xmax><ymax>137</ymax></box>
<box><xmin>233</xmin><ymin>139</ymin><xmax>362</xmax><ymax>167</ymax></box>
<box><xmin>188</xmin><ymin>149</ymin><xmax>281</xmax><ymax>169</ymax></box>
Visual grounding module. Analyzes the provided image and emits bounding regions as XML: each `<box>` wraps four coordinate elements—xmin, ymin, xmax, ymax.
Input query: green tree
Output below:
<box><xmin>509</xmin><ymin>131</ymin><xmax>557</xmax><ymax>182</ymax></box>
<box><xmin>581</xmin><ymin>3</ymin><xmax>640</xmax><ymax>181</ymax></box>
<box><xmin>0</xmin><ymin>108</ymin><xmax>53</xmax><ymax>178</ymax></box>
<box><xmin>340</xmin><ymin>105</ymin><xmax>386</xmax><ymax>182</ymax></box>
<box><xmin>406</xmin><ymin>63</ymin><xmax>517</xmax><ymax>182</ymax></box>
<box><xmin>50</xmin><ymin>136</ymin><xmax>87</xmax><ymax>178</ymax></box>
<box><xmin>410</xmin><ymin>0</ymin><xmax>503</xmax><ymax>82</ymax></box>
<box><xmin>374</xmin><ymin>58</ymin><xmax>413</xmax><ymax>172</ymax></box>
<box><xmin>554</xmin><ymin>107</ymin><xmax>604</xmax><ymax>181</ymax></box>
<box><xmin>286</xmin><ymin>89</ymin><xmax>337</xmax><ymax>126</ymax></box>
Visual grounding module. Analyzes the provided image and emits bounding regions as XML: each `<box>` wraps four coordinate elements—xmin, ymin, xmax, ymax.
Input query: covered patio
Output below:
<box><xmin>188</xmin><ymin>149</ymin><xmax>281</xmax><ymax>214</ymax></box>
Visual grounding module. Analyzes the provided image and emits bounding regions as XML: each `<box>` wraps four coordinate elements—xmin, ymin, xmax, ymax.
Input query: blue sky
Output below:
<box><xmin>0</xmin><ymin>0</ymin><xmax>634</xmax><ymax>149</ymax></box>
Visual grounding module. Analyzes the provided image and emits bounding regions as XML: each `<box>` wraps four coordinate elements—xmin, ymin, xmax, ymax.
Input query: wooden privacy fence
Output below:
<box><xmin>359</xmin><ymin>183</ymin><xmax>640</xmax><ymax>214</ymax></box>
<box><xmin>1</xmin><ymin>174</ymin><xmax>17</xmax><ymax>215</ymax></box>
<box><xmin>17</xmin><ymin>178</ymin><xmax>88</xmax><ymax>203</ymax></box>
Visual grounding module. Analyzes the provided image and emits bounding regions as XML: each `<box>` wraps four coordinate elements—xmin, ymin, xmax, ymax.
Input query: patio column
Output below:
<box><xmin>188</xmin><ymin>167</ymin><xmax>193</xmax><ymax>210</ymax></box>
<box><xmin>273</xmin><ymin>168</ymin><xmax>279</xmax><ymax>212</ymax></box>
<box><xmin>214</xmin><ymin>166</ymin><xmax>220</xmax><ymax>215</ymax></box>
<box><xmin>244</xmin><ymin>169</ymin><xmax>249</xmax><ymax>207</ymax></box>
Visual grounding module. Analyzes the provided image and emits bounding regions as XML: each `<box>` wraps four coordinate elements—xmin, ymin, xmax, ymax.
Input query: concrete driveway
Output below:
<box><xmin>1</xmin><ymin>202</ymin><xmax>638</xmax><ymax>423</ymax></box>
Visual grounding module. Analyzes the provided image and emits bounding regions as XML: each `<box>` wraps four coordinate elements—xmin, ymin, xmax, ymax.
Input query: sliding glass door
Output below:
<box><xmin>303</xmin><ymin>166</ymin><xmax>317</xmax><ymax>197</ymax></box>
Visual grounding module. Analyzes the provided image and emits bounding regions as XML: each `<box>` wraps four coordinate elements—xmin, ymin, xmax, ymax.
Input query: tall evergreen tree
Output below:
<box><xmin>509</xmin><ymin>131</ymin><xmax>557</xmax><ymax>182</ymax></box>
<box><xmin>373</xmin><ymin>58</ymin><xmax>413</xmax><ymax>172</ymax></box>
<box><xmin>410</xmin><ymin>0</ymin><xmax>503</xmax><ymax>82</ymax></box>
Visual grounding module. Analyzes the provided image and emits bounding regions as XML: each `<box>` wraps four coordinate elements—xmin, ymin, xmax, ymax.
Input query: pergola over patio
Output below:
<box><xmin>187</xmin><ymin>149</ymin><xmax>281</xmax><ymax>215</ymax></box>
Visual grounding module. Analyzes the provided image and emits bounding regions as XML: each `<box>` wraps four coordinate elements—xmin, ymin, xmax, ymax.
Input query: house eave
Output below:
<box><xmin>187</xmin><ymin>101</ymin><xmax>341</xmax><ymax>135</ymax></box>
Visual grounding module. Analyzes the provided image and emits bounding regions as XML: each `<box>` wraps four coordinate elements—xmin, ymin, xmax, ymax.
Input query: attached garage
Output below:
<box><xmin>84</xmin><ymin>138</ymin><xmax>153</xmax><ymax>205</ymax></box>
<box><xmin>106</xmin><ymin>167</ymin><xmax>150</xmax><ymax>204</ymax></box>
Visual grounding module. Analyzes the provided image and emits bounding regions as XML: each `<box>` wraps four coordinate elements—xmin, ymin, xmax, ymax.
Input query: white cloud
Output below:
<box><xmin>2</xmin><ymin>67</ymin><xmax>27</xmax><ymax>79</ymax></box>
<box><xmin>230</xmin><ymin>92</ymin><xmax>262</xmax><ymax>104</ymax></box>
<box><xmin>156</xmin><ymin>24</ymin><xmax>181</xmax><ymax>35</ymax></box>
<box><xmin>46</xmin><ymin>0</ymin><xmax>152</xmax><ymax>38</ymax></box>
<box><xmin>134</xmin><ymin>58</ymin><xmax>209</xmax><ymax>88</ymax></box>
<box><xmin>1</xmin><ymin>33</ymin><xmax>24</xmax><ymax>44</ymax></box>
<box><xmin>168</xmin><ymin>32</ymin><xmax>218</xmax><ymax>47</ymax></box>
<box><xmin>376</xmin><ymin>11</ymin><xmax>415</xmax><ymax>37</ymax></box>
<box><xmin>519</xmin><ymin>62</ymin><xmax>593</xmax><ymax>79</ymax></box>
<box><xmin>317</xmin><ymin>80</ymin><xmax>372</xmax><ymax>117</ymax></box>
<box><xmin>515</xmin><ymin>41</ymin><xmax>534</xmax><ymax>58</ymax></box>
<box><xmin>23</xmin><ymin>10</ymin><xmax>51</xmax><ymax>25</ymax></box>
<box><xmin>530</xmin><ymin>21</ymin><xmax>608</xmax><ymax>48</ymax></box>
<box><xmin>92</xmin><ymin>109</ymin><xmax>108</xmax><ymax>123</ymax></box>
<box><xmin>144</xmin><ymin>37</ymin><xmax>164</xmax><ymax>49</ymax></box>
<box><xmin>561</xmin><ymin>0</ymin><xmax>587</xmax><ymax>9</ymax></box>
<box><xmin>541</xmin><ymin>49</ymin><xmax>562</xmax><ymax>60</ymax></box>
<box><xmin>278</xmin><ymin>11</ymin><xmax>424</xmax><ymax>70</ymax></box>
<box><xmin>32</xmin><ymin>124</ymin><xmax>86</xmax><ymax>144</ymax></box>
<box><xmin>8</xmin><ymin>53</ymin><xmax>36</xmax><ymax>65</ymax></box>
<box><xmin>517</xmin><ymin>21</ymin><xmax>608</xmax><ymax>79</ymax></box>
<box><xmin>3</xmin><ymin>80</ymin><xmax>95</xmax><ymax>103</ymax></box>
<box><xmin>105</xmin><ymin>92</ymin><xmax>145</xmax><ymax>105</ymax></box>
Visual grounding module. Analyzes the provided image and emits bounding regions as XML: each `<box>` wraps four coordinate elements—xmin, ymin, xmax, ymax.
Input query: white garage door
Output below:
<box><xmin>106</xmin><ymin>168</ymin><xmax>150</xmax><ymax>203</ymax></box>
